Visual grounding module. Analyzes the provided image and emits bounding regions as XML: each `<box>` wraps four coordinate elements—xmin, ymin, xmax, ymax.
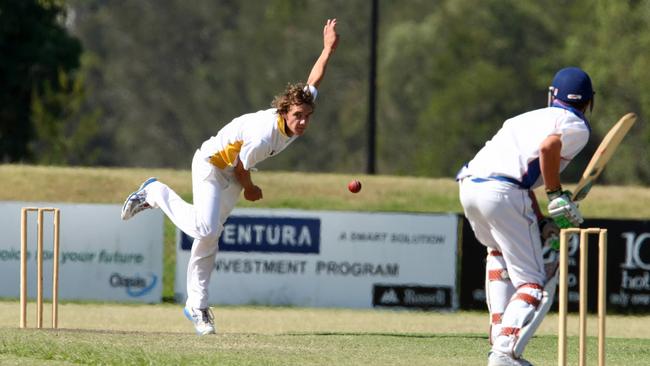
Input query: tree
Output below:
<box><xmin>31</xmin><ymin>54</ymin><xmax>102</xmax><ymax>165</ymax></box>
<box><xmin>69</xmin><ymin>0</ymin><xmax>371</xmax><ymax>170</ymax></box>
<box><xmin>562</xmin><ymin>0</ymin><xmax>650</xmax><ymax>184</ymax></box>
<box><xmin>0</xmin><ymin>0</ymin><xmax>82</xmax><ymax>162</ymax></box>
<box><xmin>379</xmin><ymin>0</ymin><xmax>563</xmax><ymax>176</ymax></box>
<box><xmin>64</xmin><ymin>0</ymin><xmax>650</xmax><ymax>185</ymax></box>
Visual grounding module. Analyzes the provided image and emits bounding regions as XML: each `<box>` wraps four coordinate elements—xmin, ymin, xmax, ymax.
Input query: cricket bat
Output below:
<box><xmin>572</xmin><ymin>112</ymin><xmax>637</xmax><ymax>202</ymax></box>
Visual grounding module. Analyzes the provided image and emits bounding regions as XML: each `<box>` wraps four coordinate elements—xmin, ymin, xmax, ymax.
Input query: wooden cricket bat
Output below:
<box><xmin>572</xmin><ymin>112</ymin><xmax>637</xmax><ymax>202</ymax></box>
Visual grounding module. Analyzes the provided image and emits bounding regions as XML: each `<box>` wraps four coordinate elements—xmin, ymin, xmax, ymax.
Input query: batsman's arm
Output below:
<box><xmin>307</xmin><ymin>18</ymin><xmax>339</xmax><ymax>88</ymax></box>
<box><xmin>539</xmin><ymin>134</ymin><xmax>563</xmax><ymax>193</ymax></box>
<box><xmin>234</xmin><ymin>160</ymin><xmax>262</xmax><ymax>201</ymax></box>
<box><xmin>541</xmin><ymin>133</ymin><xmax>584</xmax><ymax>229</ymax></box>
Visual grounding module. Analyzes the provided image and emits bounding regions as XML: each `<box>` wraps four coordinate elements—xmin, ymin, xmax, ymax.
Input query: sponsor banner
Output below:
<box><xmin>373</xmin><ymin>284</ymin><xmax>453</xmax><ymax>309</ymax></box>
<box><xmin>175</xmin><ymin>208</ymin><xmax>458</xmax><ymax>309</ymax></box>
<box><xmin>459</xmin><ymin>217</ymin><xmax>650</xmax><ymax>313</ymax></box>
<box><xmin>459</xmin><ymin>216</ymin><xmax>488</xmax><ymax>311</ymax></box>
<box><xmin>179</xmin><ymin>216</ymin><xmax>321</xmax><ymax>254</ymax></box>
<box><xmin>0</xmin><ymin>202</ymin><xmax>164</xmax><ymax>303</ymax></box>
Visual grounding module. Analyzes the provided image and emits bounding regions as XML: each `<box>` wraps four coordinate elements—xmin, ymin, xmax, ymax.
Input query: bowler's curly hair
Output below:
<box><xmin>271</xmin><ymin>83</ymin><xmax>315</xmax><ymax>115</ymax></box>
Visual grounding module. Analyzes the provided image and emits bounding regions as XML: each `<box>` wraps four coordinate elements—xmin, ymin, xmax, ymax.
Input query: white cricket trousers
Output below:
<box><xmin>145</xmin><ymin>150</ymin><xmax>242</xmax><ymax>309</ymax></box>
<box><xmin>458</xmin><ymin>178</ymin><xmax>546</xmax><ymax>287</ymax></box>
<box><xmin>460</xmin><ymin>178</ymin><xmax>549</xmax><ymax>356</ymax></box>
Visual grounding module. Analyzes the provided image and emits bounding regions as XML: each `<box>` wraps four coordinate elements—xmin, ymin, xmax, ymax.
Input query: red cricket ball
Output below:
<box><xmin>348</xmin><ymin>179</ymin><xmax>362</xmax><ymax>193</ymax></box>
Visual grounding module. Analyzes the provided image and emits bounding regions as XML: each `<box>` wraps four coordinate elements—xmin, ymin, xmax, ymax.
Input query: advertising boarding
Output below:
<box><xmin>0</xmin><ymin>202</ymin><xmax>164</xmax><ymax>303</ymax></box>
<box><xmin>175</xmin><ymin>209</ymin><xmax>459</xmax><ymax>309</ymax></box>
<box><xmin>459</xmin><ymin>217</ymin><xmax>650</xmax><ymax>313</ymax></box>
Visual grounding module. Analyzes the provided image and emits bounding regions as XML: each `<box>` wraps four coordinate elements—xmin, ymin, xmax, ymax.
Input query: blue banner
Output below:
<box><xmin>180</xmin><ymin>215</ymin><xmax>321</xmax><ymax>254</ymax></box>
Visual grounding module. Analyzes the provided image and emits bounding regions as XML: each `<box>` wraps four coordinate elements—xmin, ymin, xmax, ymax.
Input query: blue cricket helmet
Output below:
<box><xmin>549</xmin><ymin>67</ymin><xmax>594</xmax><ymax>104</ymax></box>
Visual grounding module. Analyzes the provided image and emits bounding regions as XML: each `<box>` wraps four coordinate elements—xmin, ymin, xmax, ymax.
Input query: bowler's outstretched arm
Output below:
<box><xmin>307</xmin><ymin>18</ymin><xmax>339</xmax><ymax>88</ymax></box>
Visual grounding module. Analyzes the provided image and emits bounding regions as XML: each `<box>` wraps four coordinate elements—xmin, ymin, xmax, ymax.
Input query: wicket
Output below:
<box><xmin>558</xmin><ymin>228</ymin><xmax>607</xmax><ymax>366</ymax></box>
<box><xmin>20</xmin><ymin>207</ymin><xmax>61</xmax><ymax>329</ymax></box>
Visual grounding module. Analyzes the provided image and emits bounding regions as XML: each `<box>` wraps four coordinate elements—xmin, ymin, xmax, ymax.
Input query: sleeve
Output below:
<box><xmin>238</xmin><ymin>139</ymin><xmax>271</xmax><ymax>170</ymax></box>
<box><xmin>558</xmin><ymin>122</ymin><xmax>590</xmax><ymax>160</ymax></box>
<box><xmin>305</xmin><ymin>84</ymin><xmax>318</xmax><ymax>101</ymax></box>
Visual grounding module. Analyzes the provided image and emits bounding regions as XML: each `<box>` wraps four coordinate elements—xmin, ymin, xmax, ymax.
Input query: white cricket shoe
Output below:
<box><xmin>120</xmin><ymin>177</ymin><xmax>157</xmax><ymax>220</ymax></box>
<box><xmin>488</xmin><ymin>351</ymin><xmax>533</xmax><ymax>366</ymax></box>
<box><xmin>184</xmin><ymin>306</ymin><xmax>216</xmax><ymax>335</ymax></box>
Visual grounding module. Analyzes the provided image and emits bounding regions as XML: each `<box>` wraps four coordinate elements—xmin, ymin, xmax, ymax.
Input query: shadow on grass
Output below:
<box><xmin>284</xmin><ymin>332</ymin><xmax>487</xmax><ymax>340</ymax></box>
<box><xmin>11</xmin><ymin>328</ymin><xmax>489</xmax><ymax>341</ymax></box>
<box><xmin>10</xmin><ymin>328</ymin><xmax>190</xmax><ymax>337</ymax></box>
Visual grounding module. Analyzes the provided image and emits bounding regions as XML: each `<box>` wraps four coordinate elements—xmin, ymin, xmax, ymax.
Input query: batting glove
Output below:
<box><xmin>547</xmin><ymin>189</ymin><xmax>583</xmax><ymax>229</ymax></box>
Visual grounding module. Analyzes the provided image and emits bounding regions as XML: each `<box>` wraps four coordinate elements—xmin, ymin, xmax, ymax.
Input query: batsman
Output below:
<box><xmin>457</xmin><ymin>67</ymin><xmax>594</xmax><ymax>366</ymax></box>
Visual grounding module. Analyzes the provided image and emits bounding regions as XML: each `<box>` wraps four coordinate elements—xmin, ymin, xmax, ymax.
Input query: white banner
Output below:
<box><xmin>175</xmin><ymin>209</ymin><xmax>458</xmax><ymax>309</ymax></box>
<box><xmin>0</xmin><ymin>202</ymin><xmax>164</xmax><ymax>303</ymax></box>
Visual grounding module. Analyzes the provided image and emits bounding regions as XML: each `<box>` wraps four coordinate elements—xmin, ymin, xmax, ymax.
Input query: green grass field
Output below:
<box><xmin>1</xmin><ymin>164</ymin><xmax>649</xmax><ymax>365</ymax></box>
<box><xmin>2</xmin><ymin>301</ymin><xmax>650</xmax><ymax>365</ymax></box>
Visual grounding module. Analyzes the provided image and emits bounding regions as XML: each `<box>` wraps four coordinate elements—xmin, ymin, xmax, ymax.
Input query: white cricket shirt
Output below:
<box><xmin>198</xmin><ymin>108</ymin><xmax>296</xmax><ymax>173</ymax></box>
<box><xmin>198</xmin><ymin>85</ymin><xmax>317</xmax><ymax>174</ymax></box>
<box><xmin>457</xmin><ymin>104</ymin><xmax>590</xmax><ymax>189</ymax></box>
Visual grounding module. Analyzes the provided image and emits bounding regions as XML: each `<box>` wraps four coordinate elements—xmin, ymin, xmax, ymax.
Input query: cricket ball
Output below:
<box><xmin>348</xmin><ymin>179</ymin><xmax>362</xmax><ymax>193</ymax></box>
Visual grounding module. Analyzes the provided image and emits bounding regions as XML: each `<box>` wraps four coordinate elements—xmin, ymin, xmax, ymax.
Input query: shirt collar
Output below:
<box><xmin>551</xmin><ymin>100</ymin><xmax>591</xmax><ymax>132</ymax></box>
<box><xmin>277</xmin><ymin>114</ymin><xmax>290</xmax><ymax>137</ymax></box>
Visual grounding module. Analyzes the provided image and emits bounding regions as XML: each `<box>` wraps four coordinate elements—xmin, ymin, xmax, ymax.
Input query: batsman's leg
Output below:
<box><xmin>512</xmin><ymin>270</ymin><xmax>558</xmax><ymax>357</ymax></box>
<box><xmin>485</xmin><ymin>249</ymin><xmax>515</xmax><ymax>344</ymax></box>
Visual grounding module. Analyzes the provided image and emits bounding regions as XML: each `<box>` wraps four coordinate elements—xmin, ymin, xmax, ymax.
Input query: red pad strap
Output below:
<box><xmin>500</xmin><ymin>327</ymin><xmax>521</xmax><ymax>336</ymax></box>
<box><xmin>489</xmin><ymin>250</ymin><xmax>502</xmax><ymax>257</ymax></box>
<box><xmin>518</xmin><ymin>283</ymin><xmax>543</xmax><ymax>290</ymax></box>
<box><xmin>511</xmin><ymin>293</ymin><xmax>541</xmax><ymax>308</ymax></box>
<box><xmin>491</xmin><ymin>313</ymin><xmax>502</xmax><ymax>325</ymax></box>
<box><xmin>488</xmin><ymin>269</ymin><xmax>508</xmax><ymax>281</ymax></box>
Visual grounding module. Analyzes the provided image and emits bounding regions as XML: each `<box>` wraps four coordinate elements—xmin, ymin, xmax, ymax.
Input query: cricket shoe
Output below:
<box><xmin>488</xmin><ymin>351</ymin><xmax>533</xmax><ymax>366</ymax></box>
<box><xmin>184</xmin><ymin>306</ymin><xmax>216</xmax><ymax>335</ymax></box>
<box><xmin>120</xmin><ymin>177</ymin><xmax>157</xmax><ymax>220</ymax></box>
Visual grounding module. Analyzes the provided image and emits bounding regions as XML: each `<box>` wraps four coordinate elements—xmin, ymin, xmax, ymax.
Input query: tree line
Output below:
<box><xmin>2</xmin><ymin>0</ymin><xmax>649</xmax><ymax>185</ymax></box>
